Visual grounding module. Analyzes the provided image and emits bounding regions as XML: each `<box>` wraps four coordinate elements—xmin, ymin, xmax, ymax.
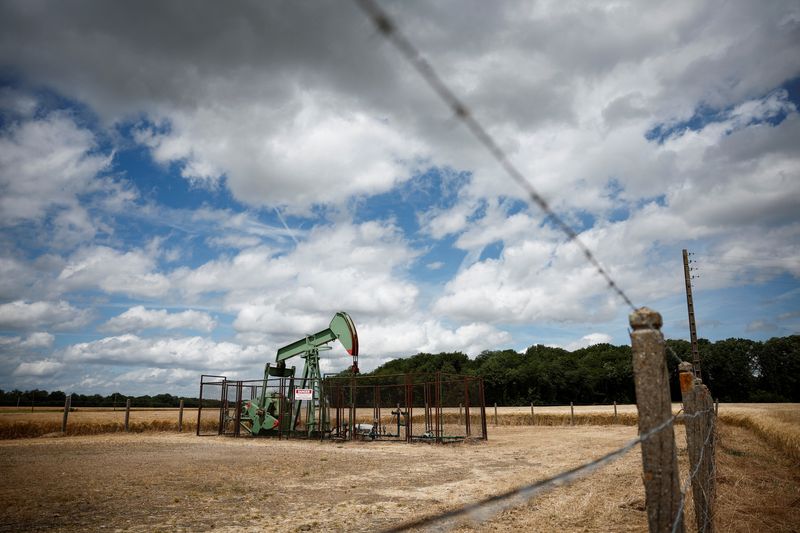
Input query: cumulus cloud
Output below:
<box><xmin>62</xmin><ymin>334</ymin><xmax>268</xmax><ymax>370</ymax></box>
<box><xmin>19</xmin><ymin>332</ymin><xmax>56</xmax><ymax>349</ymax></box>
<box><xmin>359</xmin><ymin>318</ymin><xmax>512</xmax><ymax>363</ymax></box>
<box><xmin>563</xmin><ymin>333</ymin><xmax>614</xmax><ymax>351</ymax></box>
<box><xmin>58</xmin><ymin>246</ymin><xmax>169</xmax><ymax>298</ymax></box>
<box><xmin>100</xmin><ymin>306</ymin><xmax>217</xmax><ymax>334</ymax></box>
<box><xmin>174</xmin><ymin>219</ymin><xmax>420</xmax><ymax>320</ymax></box>
<box><xmin>13</xmin><ymin>359</ymin><xmax>64</xmax><ymax>377</ymax></box>
<box><xmin>0</xmin><ymin>110</ymin><xmax>111</xmax><ymax>225</ymax></box>
<box><xmin>113</xmin><ymin>367</ymin><xmax>198</xmax><ymax>385</ymax></box>
<box><xmin>0</xmin><ymin>300</ymin><xmax>92</xmax><ymax>331</ymax></box>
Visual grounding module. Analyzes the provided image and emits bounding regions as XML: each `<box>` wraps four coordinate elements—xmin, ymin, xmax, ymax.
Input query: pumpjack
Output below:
<box><xmin>238</xmin><ymin>311</ymin><xmax>359</xmax><ymax>437</ymax></box>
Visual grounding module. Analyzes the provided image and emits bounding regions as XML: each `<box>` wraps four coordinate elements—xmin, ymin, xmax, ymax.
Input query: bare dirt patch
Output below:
<box><xmin>0</xmin><ymin>417</ymin><xmax>796</xmax><ymax>532</ymax></box>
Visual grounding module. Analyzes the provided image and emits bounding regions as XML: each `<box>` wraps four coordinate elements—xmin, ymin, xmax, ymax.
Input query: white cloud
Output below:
<box><xmin>359</xmin><ymin>318</ymin><xmax>512</xmax><ymax>363</ymax></box>
<box><xmin>174</xmin><ymin>220</ymin><xmax>421</xmax><ymax>320</ymax></box>
<box><xmin>0</xmin><ymin>300</ymin><xmax>91</xmax><ymax>331</ymax></box>
<box><xmin>0</xmin><ymin>111</ymin><xmax>111</xmax><ymax>224</ymax></box>
<box><xmin>113</xmin><ymin>367</ymin><xmax>198</xmax><ymax>385</ymax></box>
<box><xmin>58</xmin><ymin>246</ymin><xmax>170</xmax><ymax>298</ymax></box>
<box><xmin>13</xmin><ymin>359</ymin><xmax>64</xmax><ymax>377</ymax></box>
<box><xmin>564</xmin><ymin>333</ymin><xmax>614</xmax><ymax>351</ymax></box>
<box><xmin>62</xmin><ymin>334</ymin><xmax>268</xmax><ymax>370</ymax></box>
<box><xmin>100</xmin><ymin>306</ymin><xmax>216</xmax><ymax>334</ymax></box>
<box><xmin>19</xmin><ymin>332</ymin><xmax>56</xmax><ymax>349</ymax></box>
<box><xmin>138</xmin><ymin>94</ymin><xmax>425</xmax><ymax>212</ymax></box>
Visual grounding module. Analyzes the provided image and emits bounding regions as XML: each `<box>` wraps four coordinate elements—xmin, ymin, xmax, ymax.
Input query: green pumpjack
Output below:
<box><xmin>238</xmin><ymin>311</ymin><xmax>359</xmax><ymax>437</ymax></box>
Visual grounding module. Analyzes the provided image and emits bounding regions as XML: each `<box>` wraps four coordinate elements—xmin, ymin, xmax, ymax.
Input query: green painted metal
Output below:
<box><xmin>241</xmin><ymin>311</ymin><xmax>358</xmax><ymax>437</ymax></box>
<box><xmin>275</xmin><ymin>312</ymin><xmax>359</xmax><ymax>363</ymax></box>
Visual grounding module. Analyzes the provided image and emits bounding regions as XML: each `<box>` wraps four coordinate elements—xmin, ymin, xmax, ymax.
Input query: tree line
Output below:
<box><xmin>0</xmin><ymin>390</ymin><xmax>204</xmax><ymax>408</ymax></box>
<box><xmin>364</xmin><ymin>335</ymin><xmax>799</xmax><ymax>405</ymax></box>
<box><xmin>3</xmin><ymin>335</ymin><xmax>797</xmax><ymax>407</ymax></box>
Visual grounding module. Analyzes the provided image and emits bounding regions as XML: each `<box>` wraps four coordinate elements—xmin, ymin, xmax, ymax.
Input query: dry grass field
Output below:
<box><xmin>0</xmin><ymin>406</ymin><xmax>209</xmax><ymax>438</ymax></box>
<box><xmin>0</xmin><ymin>403</ymin><xmax>798</xmax><ymax>532</ymax></box>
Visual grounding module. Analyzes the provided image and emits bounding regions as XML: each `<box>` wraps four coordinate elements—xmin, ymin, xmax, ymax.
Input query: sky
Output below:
<box><xmin>0</xmin><ymin>0</ymin><xmax>798</xmax><ymax>397</ymax></box>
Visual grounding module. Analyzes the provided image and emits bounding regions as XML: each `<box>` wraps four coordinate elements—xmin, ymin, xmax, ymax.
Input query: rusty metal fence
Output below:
<box><xmin>197</xmin><ymin>372</ymin><xmax>487</xmax><ymax>443</ymax></box>
<box><xmin>326</xmin><ymin>372</ymin><xmax>487</xmax><ymax>443</ymax></box>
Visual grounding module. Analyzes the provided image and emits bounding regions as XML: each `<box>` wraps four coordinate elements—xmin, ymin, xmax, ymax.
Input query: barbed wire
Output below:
<box><xmin>354</xmin><ymin>0</ymin><xmax>635</xmax><ymax>311</ymax></box>
<box><xmin>672</xmin><ymin>408</ymin><xmax>717</xmax><ymax>533</ymax></box>
<box><xmin>353</xmin><ymin>2</ymin><xmax>717</xmax><ymax>531</ymax></box>
<box><xmin>354</xmin><ymin>0</ymin><xmax>694</xmax><ymax>370</ymax></box>
<box><xmin>381</xmin><ymin>406</ymin><xmax>715</xmax><ymax>532</ymax></box>
<box><xmin>383</xmin><ymin>411</ymin><xmax>687</xmax><ymax>532</ymax></box>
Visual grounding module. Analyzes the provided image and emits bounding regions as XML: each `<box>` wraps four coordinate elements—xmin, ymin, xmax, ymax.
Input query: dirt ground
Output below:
<box><xmin>1</xmin><ymin>422</ymin><xmax>798</xmax><ymax>532</ymax></box>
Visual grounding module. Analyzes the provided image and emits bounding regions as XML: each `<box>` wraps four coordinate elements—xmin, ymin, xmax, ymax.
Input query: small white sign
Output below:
<box><xmin>294</xmin><ymin>388</ymin><xmax>314</xmax><ymax>401</ymax></box>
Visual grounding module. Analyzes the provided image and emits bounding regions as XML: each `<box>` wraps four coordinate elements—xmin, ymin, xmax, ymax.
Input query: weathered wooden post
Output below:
<box><xmin>570</xmin><ymin>402</ymin><xmax>574</xmax><ymax>426</ymax></box>
<box><xmin>61</xmin><ymin>395</ymin><xmax>71</xmax><ymax>434</ymax></box>
<box><xmin>714</xmin><ymin>399</ymin><xmax>719</xmax><ymax>417</ymax></box>
<box><xmin>124</xmin><ymin>398</ymin><xmax>131</xmax><ymax>432</ymax></box>
<box><xmin>679</xmin><ymin>362</ymin><xmax>716</xmax><ymax>533</ymax></box>
<box><xmin>494</xmin><ymin>402</ymin><xmax>498</xmax><ymax>426</ymax></box>
<box><xmin>530</xmin><ymin>402</ymin><xmax>534</xmax><ymax>424</ymax></box>
<box><xmin>613</xmin><ymin>401</ymin><xmax>618</xmax><ymax>424</ymax></box>
<box><xmin>630</xmin><ymin>307</ymin><xmax>684</xmax><ymax>533</ymax></box>
<box><xmin>178</xmin><ymin>399</ymin><xmax>185</xmax><ymax>432</ymax></box>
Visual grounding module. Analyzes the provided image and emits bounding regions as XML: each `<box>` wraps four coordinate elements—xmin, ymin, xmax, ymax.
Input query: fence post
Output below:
<box><xmin>570</xmin><ymin>402</ymin><xmax>574</xmax><ymax>426</ymax></box>
<box><xmin>61</xmin><ymin>395</ymin><xmax>71</xmax><ymax>434</ymax></box>
<box><xmin>530</xmin><ymin>402</ymin><xmax>534</xmax><ymax>425</ymax></box>
<box><xmin>613</xmin><ymin>401</ymin><xmax>617</xmax><ymax>424</ymax></box>
<box><xmin>679</xmin><ymin>362</ymin><xmax>716</xmax><ymax>533</ymax></box>
<box><xmin>459</xmin><ymin>403</ymin><xmax>463</xmax><ymax>424</ymax></box>
<box><xmin>714</xmin><ymin>399</ymin><xmax>719</xmax><ymax>417</ymax></box>
<box><xmin>124</xmin><ymin>398</ymin><xmax>131</xmax><ymax>432</ymax></box>
<box><xmin>494</xmin><ymin>403</ymin><xmax>498</xmax><ymax>427</ymax></box>
<box><xmin>178</xmin><ymin>399</ymin><xmax>184</xmax><ymax>432</ymax></box>
<box><xmin>630</xmin><ymin>307</ymin><xmax>684</xmax><ymax>533</ymax></box>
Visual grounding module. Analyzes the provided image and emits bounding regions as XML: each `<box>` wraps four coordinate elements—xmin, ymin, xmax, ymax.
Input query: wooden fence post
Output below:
<box><xmin>178</xmin><ymin>399</ymin><xmax>185</xmax><ymax>432</ymax></box>
<box><xmin>124</xmin><ymin>398</ymin><xmax>131</xmax><ymax>432</ymax></box>
<box><xmin>679</xmin><ymin>362</ymin><xmax>716</xmax><ymax>533</ymax></box>
<box><xmin>61</xmin><ymin>395</ymin><xmax>71</xmax><ymax>434</ymax></box>
<box><xmin>530</xmin><ymin>402</ymin><xmax>534</xmax><ymax>425</ymax></box>
<box><xmin>570</xmin><ymin>402</ymin><xmax>574</xmax><ymax>426</ymax></box>
<box><xmin>630</xmin><ymin>307</ymin><xmax>684</xmax><ymax>533</ymax></box>
<box><xmin>494</xmin><ymin>403</ymin><xmax>498</xmax><ymax>426</ymax></box>
<box><xmin>613</xmin><ymin>401</ymin><xmax>618</xmax><ymax>424</ymax></box>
